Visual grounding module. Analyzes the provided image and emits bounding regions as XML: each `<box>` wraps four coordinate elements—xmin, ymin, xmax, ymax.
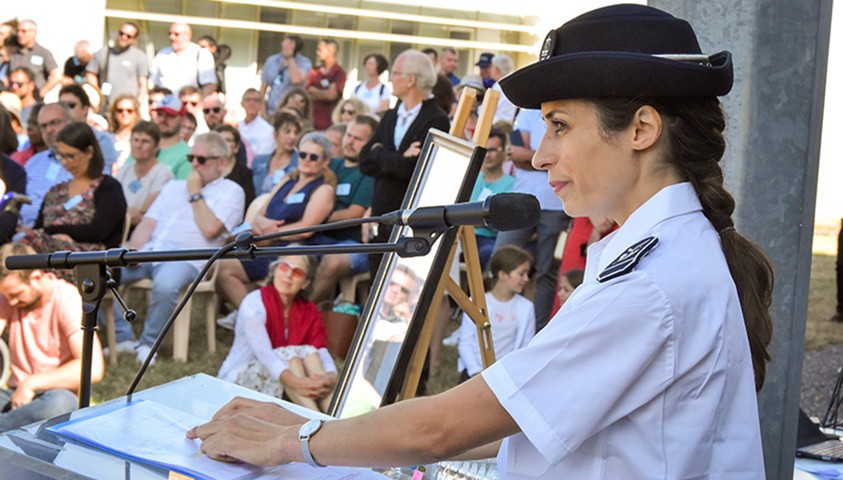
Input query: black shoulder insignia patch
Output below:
<box><xmin>596</xmin><ymin>236</ymin><xmax>659</xmax><ymax>283</ymax></box>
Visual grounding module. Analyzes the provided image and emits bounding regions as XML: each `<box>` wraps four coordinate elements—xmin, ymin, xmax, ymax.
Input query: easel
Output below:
<box><xmin>399</xmin><ymin>87</ymin><xmax>501</xmax><ymax>399</ymax></box>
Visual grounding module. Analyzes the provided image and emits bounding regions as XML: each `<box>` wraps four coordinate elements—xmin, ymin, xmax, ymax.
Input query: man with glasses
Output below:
<box><xmin>19</xmin><ymin>103</ymin><xmax>72</xmax><ymax>226</ymax></box>
<box><xmin>86</xmin><ymin>22</ymin><xmax>149</xmax><ymax>106</ymax></box>
<box><xmin>147</xmin><ymin>95</ymin><xmax>192</xmax><ymax>180</ymax></box>
<box><xmin>116</xmin><ymin>132</ymin><xmax>244</xmax><ymax>365</ymax></box>
<box><xmin>150</xmin><ymin>23</ymin><xmax>217</xmax><ymax>97</ymax></box>
<box><xmin>178</xmin><ymin>85</ymin><xmax>205</xmax><ymax>137</ymax></box>
<box><xmin>8</xmin><ymin>20</ymin><xmax>60</xmax><ymax>100</ymax></box>
<box><xmin>202</xmin><ymin>93</ymin><xmax>249</xmax><ymax>165</ymax></box>
<box><xmin>8</xmin><ymin>68</ymin><xmax>36</xmax><ymax>124</ymax></box>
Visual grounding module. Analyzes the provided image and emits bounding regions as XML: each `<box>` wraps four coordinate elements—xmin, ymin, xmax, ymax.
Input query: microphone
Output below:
<box><xmin>380</xmin><ymin>193</ymin><xmax>540</xmax><ymax>232</ymax></box>
<box><xmin>1</xmin><ymin>192</ymin><xmax>32</xmax><ymax>215</ymax></box>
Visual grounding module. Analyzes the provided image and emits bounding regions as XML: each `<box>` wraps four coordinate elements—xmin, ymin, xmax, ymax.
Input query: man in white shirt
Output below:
<box><xmin>238</xmin><ymin>88</ymin><xmax>275</xmax><ymax>157</ymax></box>
<box><xmin>489</xmin><ymin>54</ymin><xmax>518</xmax><ymax>126</ymax></box>
<box><xmin>150</xmin><ymin>23</ymin><xmax>217</xmax><ymax>96</ymax></box>
<box><xmin>114</xmin><ymin>132</ymin><xmax>244</xmax><ymax>364</ymax></box>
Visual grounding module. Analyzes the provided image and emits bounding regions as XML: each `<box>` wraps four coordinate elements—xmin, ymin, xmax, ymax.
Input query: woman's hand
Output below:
<box><xmin>188</xmin><ymin>412</ymin><xmax>298</xmax><ymax>466</ymax></box>
<box><xmin>252</xmin><ymin>216</ymin><xmax>285</xmax><ymax>235</ymax></box>
<box><xmin>282</xmin><ymin>372</ymin><xmax>334</xmax><ymax>399</ymax></box>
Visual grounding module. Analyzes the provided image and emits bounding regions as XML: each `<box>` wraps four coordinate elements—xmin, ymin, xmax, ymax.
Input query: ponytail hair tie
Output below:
<box><xmin>719</xmin><ymin>226</ymin><xmax>736</xmax><ymax>235</ymax></box>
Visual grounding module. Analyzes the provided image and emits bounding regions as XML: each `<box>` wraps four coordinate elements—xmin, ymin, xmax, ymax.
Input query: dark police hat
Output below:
<box><xmin>500</xmin><ymin>4</ymin><xmax>733</xmax><ymax>109</ymax></box>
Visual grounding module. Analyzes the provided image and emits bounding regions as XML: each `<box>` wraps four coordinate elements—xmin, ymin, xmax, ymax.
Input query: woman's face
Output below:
<box><xmin>533</xmin><ymin>99</ymin><xmax>639</xmax><ymax>224</ymax></box>
<box><xmin>557</xmin><ymin>276</ymin><xmax>575</xmax><ymax>306</ymax></box>
<box><xmin>285</xmin><ymin>93</ymin><xmax>307</xmax><ymax>112</ymax></box>
<box><xmin>273</xmin><ymin>256</ymin><xmax>309</xmax><ymax>298</ymax></box>
<box><xmin>219</xmin><ymin>131</ymin><xmax>239</xmax><ymax>155</ymax></box>
<box><xmin>499</xmin><ymin>261</ymin><xmax>531</xmax><ymax>295</ymax></box>
<box><xmin>364</xmin><ymin>57</ymin><xmax>378</xmax><ymax>77</ymax></box>
<box><xmin>115</xmin><ymin>99</ymin><xmax>138</xmax><ymax>129</ymax></box>
<box><xmin>275</xmin><ymin>123</ymin><xmax>299</xmax><ymax>152</ymax></box>
<box><xmin>55</xmin><ymin>141</ymin><xmax>93</xmax><ymax>178</ymax></box>
<box><xmin>130</xmin><ymin>132</ymin><xmax>157</xmax><ymax>163</ymax></box>
<box><xmin>339</xmin><ymin>101</ymin><xmax>356</xmax><ymax>124</ymax></box>
<box><xmin>296</xmin><ymin>141</ymin><xmax>328</xmax><ymax>177</ymax></box>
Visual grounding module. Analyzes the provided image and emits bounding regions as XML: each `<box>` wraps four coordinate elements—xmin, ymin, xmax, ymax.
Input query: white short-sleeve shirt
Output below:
<box><xmin>482</xmin><ymin>182</ymin><xmax>765</xmax><ymax>479</ymax></box>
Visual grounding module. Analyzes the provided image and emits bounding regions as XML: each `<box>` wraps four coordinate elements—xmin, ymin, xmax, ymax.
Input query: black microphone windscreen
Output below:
<box><xmin>486</xmin><ymin>193</ymin><xmax>541</xmax><ymax>231</ymax></box>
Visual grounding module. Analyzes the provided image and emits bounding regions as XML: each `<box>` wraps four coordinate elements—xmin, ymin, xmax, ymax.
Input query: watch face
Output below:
<box><xmin>299</xmin><ymin>419</ymin><xmax>322</xmax><ymax>437</ymax></box>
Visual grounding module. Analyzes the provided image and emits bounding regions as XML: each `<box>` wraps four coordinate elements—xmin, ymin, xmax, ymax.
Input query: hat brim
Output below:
<box><xmin>500</xmin><ymin>50</ymin><xmax>733</xmax><ymax>109</ymax></box>
<box><xmin>153</xmin><ymin>107</ymin><xmax>182</xmax><ymax>116</ymax></box>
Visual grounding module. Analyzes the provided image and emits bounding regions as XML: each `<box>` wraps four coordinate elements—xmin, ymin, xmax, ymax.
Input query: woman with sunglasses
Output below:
<box><xmin>218</xmin><ymin>255</ymin><xmax>337</xmax><ymax>412</ymax></box>
<box><xmin>215</xmin><ymin>131</ymin><xmax>335</xmax><ymax>325</ymax></box>
<box><xmin>330</xmin><ymin>97</ymin><xmax>369</xmax><ymax>127</ymax></box>
<box><xmin>191</xmin><ymin>5</ymin><xmax>773</xmax><ymax>477</ymax></box>
<box><xmin>107</xmin><ymin>94</ymin><xmax>140</xmax><ymax>173</ymax></box>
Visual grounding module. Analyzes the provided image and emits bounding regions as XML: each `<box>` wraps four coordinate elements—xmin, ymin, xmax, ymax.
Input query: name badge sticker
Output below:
<box><xmin>31</xmin><ymin>55</ymin><xmax>44</xmax><ymax>67</ymax></box>
<box><xmin>272</xmin><ymin>170</ymin><xmax>284</xmax><ymax>185</ymax></box>
<box><xmin>336</xmin><ymin>183</ymin><xmax>351</xmax><ymax>196</ymax></box>
<box><xmin>287</xmin><ymin>193</ymin><xmax>305</xmax><ymax>204</ymax></box>
<box><xmin>64</xmin><ymin>194</ymin><xmax>83</xmax><ymax>211</ymax></box>
<box><xmin>128</xmin><ymin>179</ymin><xmax>143</xmax><ymax>193</ymax></box>
<box><xmin>46</xmin><ymin>162</ymin><xmax>61</xmax><ymax>181</ymax></box>
<box><xmin>320</xmin><ymin>78</ymin><xmax>329</xmax><ymax>88</ymax></box>
<box><xmin>101</xmin><ymin>82</ymin><xmax>113</xmax><ymax>96</ymax></box>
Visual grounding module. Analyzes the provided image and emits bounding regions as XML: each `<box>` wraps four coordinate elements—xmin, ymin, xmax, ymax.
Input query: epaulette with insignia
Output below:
<box><xmin>596</xmin><ymin>236</ymin><xmax>659</xmax><ymax>283</ymax></box>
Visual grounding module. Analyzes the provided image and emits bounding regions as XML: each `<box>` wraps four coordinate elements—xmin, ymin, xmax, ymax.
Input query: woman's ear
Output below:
<box><xmin>630</xmin><ymin>105</ymin><xmax>663</xmax><ymax>152</ymax></box>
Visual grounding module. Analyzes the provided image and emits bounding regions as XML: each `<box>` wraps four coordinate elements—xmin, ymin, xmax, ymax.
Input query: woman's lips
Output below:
<box><xmin>549</xmin><ymin>180</ymin><xmax>569</xmax><ymax>194</ymax></box>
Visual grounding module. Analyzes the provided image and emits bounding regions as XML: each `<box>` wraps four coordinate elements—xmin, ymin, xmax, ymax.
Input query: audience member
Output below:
<box><xmin>351</xmin><ymin>53</ymin><xmax>390</xmax><ymax>115</ymax></box>
<box><xmin>115</xmin><ymin>132</ymin><xmax>244</xmax><ymax>364</ymax></box>
<box><xmin>212</xmin><ymin>123</ymin><xmax>256</xmax><ymax>211</ymax></box>
<box><xmin>0</xmin><ymin>102</ymin><xmax>18</xmax><ymax>155</ymax></box>
<box><xmin>238</xmin><ymin>88</ymin><xmax>275</xmax><ymax>157</ymax></box>
<box><xmin>450</xmin><ymin>74</ymin><xmax>484</xmax><ymax>138</ymax></box>
<box><xmin>150</xmin><ymin>23</ymin><xmax>216</xmax><ymax>96</ymax></box>
<box><xmin>470</xmin><ymin>129</ymin><xmax>515</xmax><ymax>269</ymax></box>
<box><xmin>431</xmin><ymin>73</ymin><xmax>454</xmax><ymax>117</ymax></box>
<box><xmin>19</xmin><ymin>122</ymin><xmax>127</xmax><ymax>260</ymax></box>
<box><xmin>495</xmin><ymin>108</ymin><xmax>569</xmax><ymax>332</ymax></box>
<box><xmin>215</xmin><ymin>131</ymin><xmax>335</xmax><ymax>324</ymax></box>
<box><xmin>10</xmin><ymin>101</ymin><xmax>44</xmax><ymax>165</ymax></box>
<box><xmin>197</xmin><ymin>34</ymin><xmax>230</xmax><ymax>94</ymax></box>
<box><xmin>475</xmin><ymin>52</ymin><xmax>494</xmax><ymax>89</ymax></box>
<box><xmin>179</xmin><ymin>85</ymin><xmax>206</xmax><ymax>135</ymax></box>
<box><xmin>20</xmin><ymin>102</ymin><xmax>73</xmax><ymax>226</ymax></box>
<box><xmin>0</xmin><ymin>106</ymin><xmax>26</xmax><ymax>244</ymax></box>
<box><xmin>0</xmin><ymin>243</ymin><xmax>104</xmax><ymax>433</ymax></box>
<box><xmin>0</xmin><ymin>92</ymin><xmax>26</xmax><ymax>148</ymax></box>
<box><xmin>309</xmin><ymin>115</ymin><xmax>377</xmax><ymax>306</ymax></box>
<box><xmin>181</xmin><ymin>111</ymin><xmax>197</xmax><ymax>143</ymax></box>
<box><xmin>86</xmin><ymin>22</ymin><xmax>149</xmax><ymax>105</ymax></box>
<box><xmin>457</xmin><ymin>245</ymin><xmax>534</xmax><ymax>380</ymax></box>
<box><xmin>488</xmin><ymin>53</ymin><xmax>517</xmax><ymax>125</ymax></box>
<box><xmin>9</xmin><ymin>20</ymin><xmax>60</xmax><ymax>99</ymax></box>
<box><xmin>557</xmin><ymin>269</ymin><xmax>583</xmax><ymax>308</ymax></box>
<box><xmin>107</xmin><ymin>94</ymin><xmax>140</xmax><ymax>172</ymax></box>
<box><xmin>201</xmin><ymin>92</ymin><xmax>228</xmax><ymax>130</ymax></box>
<box><xmin>251</xmin><ymin>111</ymin><xmax>301</xmax><ymax>195</ymax></box>
<box><xmin>278</xmin><ymin>87</ymin><xmax>312</xmax><ymax>131</ymax></box>
<box><xmin>306</xmin><ymin>38</ymin><xmax>346</xmax><ymax>130</ymax></box>
<box><xmin>147</xmin><ymin>94</ymin><xmax>192</xmax><ymax>179</ymax></box>
<box><xmin>439</xmin><ymin>47</ymin><xmax>460</xmax><ymax>86</ymax></box>
<box><xmin>422</xmin><ymin>48</ymin><xmax>438</xmax><ymax>65</ymax></box>
<box><xmin>145</xmin><ymin>85</ymin><xmax>171</xmax><ymax>121</ymax></box>
<box><xmin>359</xmin><ymin>49</ymin><xmax>449</xmax><ymax>277</ymax></box>
<box><xmin>0</xmin><ymin>21</ymin><xmax>16</xmax><ymax>85</ymax></box>
<box><xmin>9</xmin><ymin>67</ymin><xmax>36</xmax><ymax>124</ymax></box>
<box><xmin>219</xmin><ymin>256</ymin><xmax>337</xmax><ymax>412</ymax></box>
<box><xmin>61</xmin><ymin>40</ymin><xmax>92</xmax><ymax>86</ymax></box>
<box><xmin>115</xmin><ymin>121</ymin><xmax>173</xmax><ymax>227</ymax></box>
<box><xmin>325</xmin><ymin>122</ymin><xmax>345</xmax><ymax>159</ymax></box>
<box><xmin>260</xmin><ymin>34</ymin><xmax>311</xmax><ymax>118</ymax></box>
<box><xmin>330</xmin><ymin>97</ymin><xmax>369</xmax><ymax>127</ymax></box>
<box><xmin>58</xmin><ymin>83</ymin><xmax>117</xmax><ymax>175</ymax></box>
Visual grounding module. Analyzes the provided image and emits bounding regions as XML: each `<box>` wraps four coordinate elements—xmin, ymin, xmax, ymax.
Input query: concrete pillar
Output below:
<box><xmin>650</xmin><ymin>0</ymin><xmax>832</xmax><ymax>478</ymax></box>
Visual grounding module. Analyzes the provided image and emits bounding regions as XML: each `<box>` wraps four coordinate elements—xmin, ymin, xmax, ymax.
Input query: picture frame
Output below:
<box><xmin>329</xmin><ymin>129</ymin><xmax>485</xmax><ymax>418</ymax></box>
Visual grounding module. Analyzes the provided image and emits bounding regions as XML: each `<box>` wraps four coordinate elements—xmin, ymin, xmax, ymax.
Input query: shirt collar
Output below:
<box><xmin>589</xmin><ymin>182</ymin><xmax>703</xmax><ymax>275</ymax></box>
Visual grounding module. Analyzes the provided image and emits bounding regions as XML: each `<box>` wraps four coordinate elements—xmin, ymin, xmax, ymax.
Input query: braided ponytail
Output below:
<box><xmin>593</xmin><ymin>97</ymin><xmax>774</xmax><ymax>391</ymax></box>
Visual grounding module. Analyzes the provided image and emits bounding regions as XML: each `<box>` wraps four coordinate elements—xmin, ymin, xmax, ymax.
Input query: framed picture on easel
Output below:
<box><xmin>329</xmin><ymin>129</ymin><xmax>486</xmax><ymax>418</ymax></box>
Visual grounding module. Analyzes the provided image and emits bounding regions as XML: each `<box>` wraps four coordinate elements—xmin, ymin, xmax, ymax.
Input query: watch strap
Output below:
<box><xmin>189</xmin><ymin>193</ymin><xmax>204</xmax><ymax>203</ymax></box>
<box><xmin>299</xmin><ymin>419</ymin><xmax>327</xmax><ymax>468</ymax></box>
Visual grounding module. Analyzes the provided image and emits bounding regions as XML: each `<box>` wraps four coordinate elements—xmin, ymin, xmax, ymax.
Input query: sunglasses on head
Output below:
<box><xmin>298</xmin><ymin>152</ymin><xmax>321</xmax><ymax>162</ymax></box>
<box><xmin>186</xmin><ymin>154</ymin><xmax>220</xmax><ymax>165</ymax></box>
<box><xmin>203</xmin><ymin>106</ymin><xmax>222</xmax><ymax>114</ymax></box>
<box><xmin>278</xmin><ymin>261</ymin><xmax>307</xmax><ymax>279</ymax></box>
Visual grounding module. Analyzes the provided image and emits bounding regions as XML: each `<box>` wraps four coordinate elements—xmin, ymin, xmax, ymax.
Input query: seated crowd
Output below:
<box><xmin>0</xmin><ymin>17</ymin><xmax>597</xmax><ymax>422</ymax></box>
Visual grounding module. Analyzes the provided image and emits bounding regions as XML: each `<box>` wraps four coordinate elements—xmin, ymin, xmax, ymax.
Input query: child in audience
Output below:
<box><xmin>457</xmin><ymin>245</ymin><xmax>535</xmax><ymax>380</ymax></box>
<box><xmin>557</xmin><ymin>269</ymin><xmax>583</xmax><ymax>307</ymax></box>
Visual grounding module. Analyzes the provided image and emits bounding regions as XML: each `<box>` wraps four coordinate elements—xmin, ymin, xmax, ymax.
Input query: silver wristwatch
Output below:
<box><xmin>298</xmin><ymin>419</ymin><xmax>327</xmax><ymax>468</ymax></box>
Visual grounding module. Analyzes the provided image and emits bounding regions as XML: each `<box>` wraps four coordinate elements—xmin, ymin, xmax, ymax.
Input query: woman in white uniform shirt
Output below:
<box><xmin>189</xmin><ymin>5</ymin><xmax>774</xmax><ymax>478</ymax></box>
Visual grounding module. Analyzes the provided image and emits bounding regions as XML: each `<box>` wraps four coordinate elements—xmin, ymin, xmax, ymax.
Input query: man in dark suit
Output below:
<box><xmin>359</xmin><ymin>49</ymin><xmax>450</xmax><ymax>277</ymax></box>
